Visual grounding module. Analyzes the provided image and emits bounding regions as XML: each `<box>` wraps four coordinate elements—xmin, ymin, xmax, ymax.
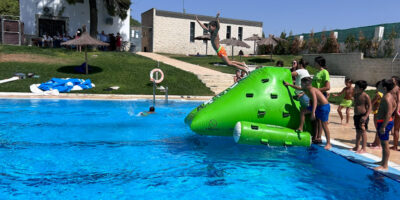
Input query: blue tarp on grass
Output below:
<box><xmin>38</xmin><ymin>78</ymin><xmax>93</xmax><ymax>93</ymax></box>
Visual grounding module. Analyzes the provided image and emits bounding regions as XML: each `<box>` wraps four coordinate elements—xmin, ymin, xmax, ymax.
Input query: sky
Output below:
<box><xmin>130</xmin><ymin>0</ymin><xmax>400</xmax><ymax>36</ymax></box>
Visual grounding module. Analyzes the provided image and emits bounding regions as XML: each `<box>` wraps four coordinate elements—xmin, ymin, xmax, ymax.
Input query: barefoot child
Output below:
<box><xmin>352</xmin><ymin>80</ymin><xmax>371</xmax><ymax>154</ymax></box>
<box><xmin>369</xmin><ymin>81</ymin><xmax>383</xmax><ymax>149</ymax></box>
<box><xmin>390</xmin><ymin>76</ymin><xmax>400</xmax><ymax>150</ymax></box>
<box><xmin>374</xmin><ymin>79</ymin><xmax>396</xmax><ymax>171</ymax></box>
<box><xmin>285</xmin><ymin>77</ymin><xmax>332</xmax><ymax>149</ymax></box>
<box><xmin>332</xmin><ymin>78</ymin><xmax>353</xmax><ymax>125</ymax></box>
<box><xmin>196</xmin><ymin>13</ymin><xmax>249</xmax><ymax>73</ymax></box>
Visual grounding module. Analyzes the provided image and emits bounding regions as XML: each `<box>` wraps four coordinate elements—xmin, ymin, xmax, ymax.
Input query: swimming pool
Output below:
<box><xmin>1</xmin><ymin>99</ymin><xmax>400</xmax><ymax>199</ymax></box>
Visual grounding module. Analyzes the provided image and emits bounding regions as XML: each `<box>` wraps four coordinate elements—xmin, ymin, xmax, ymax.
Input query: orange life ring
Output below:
<box><xmin>150</xmin><ymin>68</ymin><xmax>164</xmax><ymax>84</ymax></box>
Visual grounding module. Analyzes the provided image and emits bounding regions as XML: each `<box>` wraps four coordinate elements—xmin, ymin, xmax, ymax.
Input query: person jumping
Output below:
<box><xmin>196</xmin><ymin>12</ymin><xmax>249</xmax><ymax>73</ymax></box>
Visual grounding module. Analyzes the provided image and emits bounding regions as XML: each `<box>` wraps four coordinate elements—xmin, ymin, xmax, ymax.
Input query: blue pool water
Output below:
<box><xmin>1</xmin><ymin>99</ymin><xmax>400</xmax><ymax>199</ymax></box>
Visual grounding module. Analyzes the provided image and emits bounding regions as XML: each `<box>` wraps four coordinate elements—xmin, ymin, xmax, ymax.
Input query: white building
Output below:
<box><xmin>141</xmin><ymin>8</ymin><xmax>263</xmax><ymax>55</ymax></box>
<box><xmin>20</xmin><ymin>0</ymin><xmax>130</xmax><ymax>42</ymax></box>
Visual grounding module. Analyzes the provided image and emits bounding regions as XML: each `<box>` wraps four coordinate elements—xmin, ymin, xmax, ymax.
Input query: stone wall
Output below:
<box><xmin>303</xmin><ymin>53</ymin><xmax>400</xmax><ymax>85</ymax></box>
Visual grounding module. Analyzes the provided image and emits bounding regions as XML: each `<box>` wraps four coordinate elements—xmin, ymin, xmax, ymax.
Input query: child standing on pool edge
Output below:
<box><xmin>284</xmin><ymin>77</ymin><xmax>331</xmax><ymax>150</ymax></box>
<box><xmin>332</xmin><ymin>78</ymin><xmax>353</xmax><ymax>125</ymax></box>
<box><xmin>196</xmin><ymin>12</ymin><xmax>249</xmax><ymax>73</ymax></box>
<box><xmin>351</xmin><ymin>80</ymin><xmax>371</xmax><ymax>154</ymax></box>
<box><xmin>374</xmin><ymin>79</ymin><xmax>396</xmax><ymax>171</ymax></box>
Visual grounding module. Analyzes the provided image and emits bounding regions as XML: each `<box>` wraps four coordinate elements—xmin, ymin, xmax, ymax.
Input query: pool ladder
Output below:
<box><xmin>152</xmin><ymin>80</ymin><xmax>168</xmax><ymax>106</ymax></box>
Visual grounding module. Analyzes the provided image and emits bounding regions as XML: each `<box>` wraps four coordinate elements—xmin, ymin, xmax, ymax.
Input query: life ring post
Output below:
<box><xmin>150</xmin><ymin>68</ymin><xmax>164</xmax><ymax>84</ymax></box>
<box><xmin>150</xmin><ymin>68</ymin><xmax>165</xmax><ymax>106</ymax></box>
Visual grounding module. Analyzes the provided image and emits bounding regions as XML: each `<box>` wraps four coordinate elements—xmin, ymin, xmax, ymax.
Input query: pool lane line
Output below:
<box><xmin>317</xmin><ymin>137</ymin><xmax>400</xmax><ymax>182</ymax></box>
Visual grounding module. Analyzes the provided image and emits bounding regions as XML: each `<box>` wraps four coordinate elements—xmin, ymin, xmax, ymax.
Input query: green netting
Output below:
<box><xmin>297</xmin><ymin>22</ymin><xmax>400</xmax><ymax>43</ymax></box>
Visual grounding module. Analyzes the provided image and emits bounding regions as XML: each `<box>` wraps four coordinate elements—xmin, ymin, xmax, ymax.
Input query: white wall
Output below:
<box><xmin>20</xmin><ymin>0</ymin><xmax>130</xmax><ymax>41</ymax></box>
<box><xmin>303</xmin><ymin>53</ymin><xmax>400</xmax><ymax>85</ymax></box>
<box><xmin>152</xmin><ymin>15</ymin><xmax>262</xmax><ymax>55</ymax></box>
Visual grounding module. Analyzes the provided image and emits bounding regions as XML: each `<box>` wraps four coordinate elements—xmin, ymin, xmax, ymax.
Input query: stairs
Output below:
<box><xmin>136</xmin><ymin>52</ymin><xmax>234</xmax><ymax>94</ymax></box>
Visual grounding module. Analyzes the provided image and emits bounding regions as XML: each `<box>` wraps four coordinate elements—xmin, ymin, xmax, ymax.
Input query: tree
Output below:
<box><xmin>306</xmin><ymin>30</ymin><xmax>319</xmax><ymax>53</ymax></box>
<box><xmin>384</xmin><ymin>28</ymin><xmax>397</xmax><ymax>57</ymax></box>
<box><xmin>274</xmin><ymin>31</ymin><xmax>288</xmax><ymax>55</ymax></box>
<box><xmin>130</xmin><ymin>17</ymin><xmax>141</xmax><ymax>27</ymax></box>
<box><xmin>318</xmin><ymin>30</ymin><xmax>327</xmax><ymax>53</ymax></box>
<box><xmin>370</xmin><ymin>39</ymin><xmax>380</xmax><ymax>58</ymax></box>
<box><xmin>66</xmin><ymin>0</ymin><xmax>131</xmax><ymax>37</ymax></box>
<box><xmin>289</xmin><ymin>37</ymin><xmax>301</xmax><ymax>55</ymax></box>
<box><xmin>344</xmin><ymin>34</ymin><xmax>357</xmax><ymax>52</ymax></box>
<box><xmin>0</xmin><ymin>0</ymin><xmax>19</xmax><ymax>16</ymax></box>
<box><xmin>321</xmin><ymin>31</ymin><xmax>340</xmax><ymax>53</ymax></box>
<box><xmin>358</xmin><ymin>31</ymin><xmax>372</xmax><ymax>55</ymax></box>
<box><xmin>257</xmin><ymin>44</ymin><xmax>273</xmax><ymax>55</ymax></box>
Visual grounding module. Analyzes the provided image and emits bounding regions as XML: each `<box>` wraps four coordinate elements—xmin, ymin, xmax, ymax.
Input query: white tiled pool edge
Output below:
<box><xmin>320</xmin><ymin>137</ymin><xmax>400</xmax><ymax>182</ymax></box>
<box><xmin>0</xmin><ymin>92</ymin><xmax>213</xmax><ymax>101</ymax></box>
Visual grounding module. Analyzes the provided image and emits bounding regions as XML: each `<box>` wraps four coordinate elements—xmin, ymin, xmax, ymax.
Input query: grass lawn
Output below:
<box><xmin>167</xmin><ymin>54</ymin><xmax>318</xmax><ymax>75</ymax></box>
<box><xmin>0</xmin><ymin>45</ymin><xmax>213</xmax><ymax>95</ymax></box>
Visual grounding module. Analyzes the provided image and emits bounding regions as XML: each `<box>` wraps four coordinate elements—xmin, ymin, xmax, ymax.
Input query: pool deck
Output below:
<box><xmin>1</xmin><ymin>92</ymin><xmax>400</xmax><ymax>180</ymax></box>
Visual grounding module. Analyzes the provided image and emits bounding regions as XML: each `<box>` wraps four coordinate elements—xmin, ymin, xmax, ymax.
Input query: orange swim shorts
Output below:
<box><xmin>217</xmin><ymin>46</ymin><xmax>227</xmax><ymax>58</ymax></box>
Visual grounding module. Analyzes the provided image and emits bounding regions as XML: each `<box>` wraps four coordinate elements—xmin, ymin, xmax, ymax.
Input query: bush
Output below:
<box><xmin>257</xmin><ymin>44</ymin><xmax>273</xmax><ymax>55</ymax></box>
<box><xmin>358</xmin><ymin>31</ymin><xmax>372</xmax><ymax>55</ymax></box>
<box><xmin>274</xmin><ymin>32</ymin><xmax>289</xmax><ymax>55</ymax></box>
<box><xmin>305</xmin><ymin>30</ymin><xmax>319</xmax><ymax>53</ymax></box>
<box><xmin>345</xmin><ymin>34</ymin><xmax>357</xmax><ymax>52</ymax></box>
<box><xmin>289</xmin><ymin>38</ymin><xmax>302</xmax><ymax>55</ymax></box>
<box><xmin>384</xmin><ymin>29</ymin><xmax>397</xmax><ymax>57</ymax></box>
<box><xmin>320</xmin><ymin>31</ymin><xmax>340</xmax><ymax>53</ymax></box>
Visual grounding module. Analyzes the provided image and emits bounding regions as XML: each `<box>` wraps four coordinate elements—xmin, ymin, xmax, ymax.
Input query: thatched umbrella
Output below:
<box><xmin>61</xmin><ymin>32</ymin><xmax>109</xmax><ymax>75</ymax></box>
<box><xmin>257</xmin><ymin>35</ymin><xmax>280</xmax><ymax>60</ymax></box>
<box><xmin>220</xmin><ymin>38</ymin><xmax>250</xmax><ymax>59</ymax></box>
<box><xmin>245</xmin><ymin>34</ymin><xmax>262</xmax><ymax>55</ymax></box>
<box><xmin>195</xmin><ymin>34</ymin><xmax>211</xmax><ymax>55</ymax></box>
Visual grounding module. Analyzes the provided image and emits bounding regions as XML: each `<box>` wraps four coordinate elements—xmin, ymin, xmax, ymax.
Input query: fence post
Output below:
<box><xmin>1</xmin><ymin>18</ymin><xmax>4</xmax><ymax>44</ymax></box>
<box><xmin>18</xmin><ymin>20</ymin><xmax>21</xmax><ymax>45</ymax></box>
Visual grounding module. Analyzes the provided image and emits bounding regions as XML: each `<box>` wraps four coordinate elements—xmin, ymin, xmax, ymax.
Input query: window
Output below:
<box><xmin>203</xmin><ymin>23</ymin><xmax>208</xmax><ymax>43</ymax></box>
<box><xmin>226</xmin><ymin>26</ymin><xmax>231</xmax><ymax>39</ymax></box>
<box><xmin>190</xmin><ymin>22</ymin><xmax>195</xmax><ymax>43</ymax></box>
<box><xmin>38</xmin><ymin>18</ymin><xmax>66</xmax><ymax>37</ymax></box>
<box><xmin>238</xmin><ymin>27</ymin><xmax>243</xmax><ymax>41</ymax></box>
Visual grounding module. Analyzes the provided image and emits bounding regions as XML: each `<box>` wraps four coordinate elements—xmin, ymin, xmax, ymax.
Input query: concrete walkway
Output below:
<box><xmin>329</xmin><ymin>104</ymin><xmax>400</xmax><ymax>165</ymax></box>
<box><xmin>137</xmin><ymin>52</ymin><xmax>234</xmax><ymax>94</ymax></box>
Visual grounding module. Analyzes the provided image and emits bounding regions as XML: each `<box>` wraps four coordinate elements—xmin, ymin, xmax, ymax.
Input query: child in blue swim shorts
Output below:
<box><xmin>284</xmin><ymin>77</ymin><xmax>332</xmax><ymax>150</ymax></box>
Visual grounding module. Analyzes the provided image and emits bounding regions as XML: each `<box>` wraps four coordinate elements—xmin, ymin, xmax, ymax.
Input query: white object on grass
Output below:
<box><xmin>30</xmin><ymin>84</ymin><xmax>60</xmax><ymax>95</ymax></box>
<box><xmin>0</xmin><ymin>77</ymin><xmax>19</xmax><ymax>84</ymax></box>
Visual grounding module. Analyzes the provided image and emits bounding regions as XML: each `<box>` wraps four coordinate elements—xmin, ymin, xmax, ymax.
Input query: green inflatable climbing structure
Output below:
<box><xmin>184</xmin><ymin>67</ymin><xmax>313</xmax><ymax>147</ymax></box>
